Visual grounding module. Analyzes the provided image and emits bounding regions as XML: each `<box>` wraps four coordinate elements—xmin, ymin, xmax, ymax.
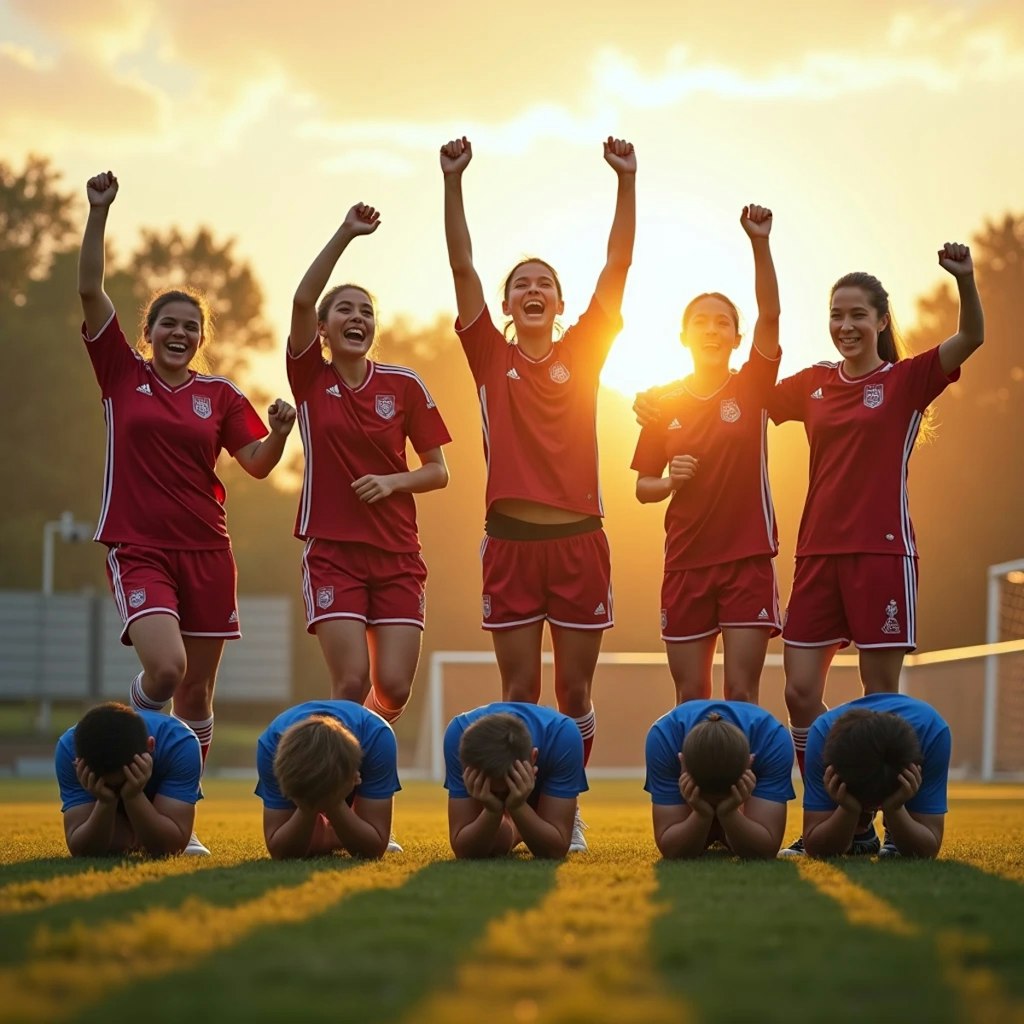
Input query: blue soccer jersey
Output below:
<box><xmin>255</xmin><ymin>700</ymin><xmax>401</xmax><ymax>810</ymax></box>
<box><xmin>55</xmin><ymin>709</ymin><xmax>202</xmax><ymax>812</ymax></box>
<box><xmin>803</xmin><ymin>693</ymin><xmax>951</xmax><ymax>814</ymax></box>
<box><xmin>444</xmin><ymin>702</ymin><xmax>588</xmax><ymax>800</ymax></box>
<box><xmin>645</xmin><ymin>700</ymin><xmax>795</xmax><ymax>807</ymax></box>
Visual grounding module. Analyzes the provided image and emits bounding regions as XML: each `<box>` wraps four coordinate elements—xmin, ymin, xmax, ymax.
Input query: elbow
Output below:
<box><xmin>267</xmin><ymin>841</ymin><xmax>292</xmax><ymax>862</ymax></box>
<box><xmin>436</xmin><ymin>465</ymin><xmax>450</xmax><ymax>490</ymax></box>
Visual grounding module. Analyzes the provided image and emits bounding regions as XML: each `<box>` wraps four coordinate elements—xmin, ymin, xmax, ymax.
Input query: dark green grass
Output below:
<box><xmin>76</xmin><ymin>860</ymin><xmax>561</xmax><ymax>1024</ymax></box>
<box><xmin>0</xmin><ymin>779</ymin><xmax>1022</xmax><ymax>1024</ymax></box>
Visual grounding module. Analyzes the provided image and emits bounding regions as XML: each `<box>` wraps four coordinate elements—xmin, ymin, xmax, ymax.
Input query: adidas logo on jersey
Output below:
<box><xmin>228</xmin><ymin>610</ymin><xmax>238</xmax><ymax>624</ymax></box>
<box><xmin>594</xmin><ymin>602</ymin><xmax>606</xmax><ymax>615</ymax></box>
<box><xmin>326</xmin><ymin>384</ymin><xmax>341</xmax><ymax>397</ymax></box>
<box><xmin>136</xmin><ymin>383</ymin><xmax>152</xmax><ymax>395</ymax></box>
<box><xmin>507</xmin><ymin>368</ymin><xmax>521</xmax><ymax>380</ymax></box>
<box><xmin>810</xmin><ymin>388</ymin><xmax>823</xmax><ymax>399</ymax></box>
<box><xmin>758</xmin><ymin>608</ymin><xmax>770</xmax><ymax>620</ymax></box>
<box><xmin>667</xmin><ymin>418</ymin><xmax>682</xmax><ymax>430</ymax></box>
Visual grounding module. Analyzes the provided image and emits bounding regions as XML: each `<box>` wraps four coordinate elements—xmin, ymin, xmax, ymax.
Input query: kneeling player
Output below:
<box><xmin>445</xmin><ymin>703</ymin><xmax>587</xmax><ymax>859</ymax></box>
<box><xmin>56</xmin><ymin>701</ymin><xmax>203</xmax><ymax>857</ymax></box>
<box><xmin>645</xmin><ymin>702</ymin><xmax>794</xmax><ymax>859</ymax></box>
<box><xmin>256</xmin><ymin>701</ymin><xmax>400</xmax><ymax>860</ymax></box>
<box><xmin>802</xmin><ymin>693</ymin><xmax>950</xmax><ymax>859</ymax></box>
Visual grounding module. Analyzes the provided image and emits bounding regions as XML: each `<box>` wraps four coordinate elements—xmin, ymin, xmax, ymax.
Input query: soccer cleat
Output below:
<box><xmin>848</xmin><ymin>823</ymin><xmax>881</xmax><ymax>856</ymax></box>
<box><xmin>386</xmin><ymin>835</ymin><xmax>404</xmax><ymax>854</ymax></box>
<box><xmin>568</xmin><ymin>809</ymin><xmax>589</xmax><ymax>853</ymax></box>
<box><xmin>878</xmin><ymin>829</ymin><xmax>901</xmax><ymax>858</ymax></box>
<box><xmin>778</xmin><ymin>836</ymin><xmax>806</xmax><ymax>858</ymax></box>
<box><xmin>183</xmin><ymin>833</ymin><xmax>211</xmax><ymax>857</ymax></box>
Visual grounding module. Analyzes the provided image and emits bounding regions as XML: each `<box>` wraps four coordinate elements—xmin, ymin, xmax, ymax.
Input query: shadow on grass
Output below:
<box><xmin>72</xmin><ymin>858</ymin><xmax>560</xmax><ymax>1024</ymax></box>
<box><xmin>841</xmin><ymin>857</ymin><xmax>1024</xmax><ymax>1000</ymax></box>
<box><xmin>0</xmin><ymin>856</ymin><xmax>129</xmax><ymax>888</ymax></box>
<box><xmin>652</xmin><ymin>857</ymin><xmax>956</xmax><ymax>1024</ymax></box>
<box><xmin>0</xmin><ymin>857</ymin><xmax>350</xmax><ymax>965</ymax></box>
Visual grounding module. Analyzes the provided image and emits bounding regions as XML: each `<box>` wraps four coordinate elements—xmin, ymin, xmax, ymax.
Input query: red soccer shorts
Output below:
<box><xmin>301</xmin><ymin>539</ymin><xmax>427</xmax><ymax>632</ymax></box>
<box><xmin>105</xmin><ymin>544</ymin><xmax>240</xmax><ymax>646</ymax></box>
<box><xmin>480</xmin><ymin>528</ymin><xmax>613</xmax><ymax>631</ymax></box>
<box><xmin>661</xmin><ymin>556</ymin><xmax>781</xmax><ymax>642</ymax></box>
<box><xmin>783</xmin><ymin>553</ymin><xmax>918</xmax><ymax>650</ymax></box>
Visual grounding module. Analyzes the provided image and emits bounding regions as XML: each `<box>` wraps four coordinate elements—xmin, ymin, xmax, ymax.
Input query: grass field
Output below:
<box><xmin>1</xmin><ymin>779</ymin><xmax>1023</xmax><ymax>1024</ymax></box>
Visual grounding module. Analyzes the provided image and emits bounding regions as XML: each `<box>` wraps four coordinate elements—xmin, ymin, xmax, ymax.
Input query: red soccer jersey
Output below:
<box><xmin>631</xmin><ymin>346</ymin><xmax>781</xmax><ymax>571</ymax></box>
<box><xmin>287</xmin><ymin>338</ymin><xmax>451</xmax><ymax>552</ymax></box>
<box><xmin>767</xmin><ymin>347</ymin><xmax>960</xmax><ymax>557</ymax></box>
<box><xmin>455</xmin><ymin>299</ymin><xmax>623</xmax><ymax>517</ymax></box>
<box><xmin>84</xmin><ymin>313</ymin><xmax>268</xmax><ymax>549</ymax></box>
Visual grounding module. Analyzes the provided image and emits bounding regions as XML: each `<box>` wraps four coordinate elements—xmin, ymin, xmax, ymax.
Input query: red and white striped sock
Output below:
<box><xmin>573</xmin><ymin>708</ymin><xmax>596</xmax><ymax>767</ymax></box>
<box><xmin>129</xmin><ymin>672</ymin><xmax>167</xmax><ymax>713</ymax></box>
<box><xmin>175</xmin><ymin>713</ymin><xmax>214</xmax><ymax>766</ymax></box>
<box><xmin>365</xmin><ymin>688</ymin><xmax>406</xmax><ymax>724</ymax></box>
<box><xmin>790</xmin><ymin>724</ymin><xmax>810</xmax><ymax>780</ymax></box>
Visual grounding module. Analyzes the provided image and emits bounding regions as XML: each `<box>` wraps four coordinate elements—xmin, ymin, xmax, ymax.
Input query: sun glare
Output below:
<box><xmin>598</xmin><ymin>235</ymin><xmax>757</xmax><ymax>397</ymax></box>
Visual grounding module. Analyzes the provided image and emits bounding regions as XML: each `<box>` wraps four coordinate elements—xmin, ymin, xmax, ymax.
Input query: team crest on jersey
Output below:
<box><xmin>863</xmin><ymin>384</ymin><xmax>884</xmax><ymax>409</ymax></box>
<box><xmin>720</xmin><ymin>398</ymin><xmax>741</xmax><ymax>423</ymax></box>
<box><xmin>482</xmin><ymin>594</ymin><xmax>492</xmax><ymax>618</ymax></box>
<box><xmin>317</xmin><ymin>586</ymin><xmax>334</xmax><ymax>609</ymax></box>
<box><xmin>192</xmin><ymin>395</ymin><xmax>212</xmax><ymax>419</ymax></box>
<box><xmin>882</xmin><ymin>599</ymin><xmax>901</xmax><ymax>634</ymax></box>
<box><xmin>128</xmin><ymin>589</ymin><xmax>146</xmax><ymax>609</ymax></box>
<box><xmin>375</xmin><ymin>394</ymin><xmax>396</xmax><ymax>420</ymax></box>
<box><xmin>549</xmin><ymin>361</ymin><xmax>570</xmax><ymax>384</ymax></box>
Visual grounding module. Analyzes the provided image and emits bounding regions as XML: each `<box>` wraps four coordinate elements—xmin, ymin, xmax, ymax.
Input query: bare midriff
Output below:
<box><xmin>490</xmin><ymin>497</ymin><xmax>593</xmax><ymax>525</ymax></box>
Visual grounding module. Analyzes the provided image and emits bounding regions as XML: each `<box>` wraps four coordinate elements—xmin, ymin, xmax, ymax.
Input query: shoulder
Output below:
<box><xmin>374</xmin><ymin>363</ymin><xmax>437</xmax><ymax>403</ymax></box>
<box><xmin>193</xmin><ymin>373</ymin><xmax>249</xmax><ymax>400</ymax></box>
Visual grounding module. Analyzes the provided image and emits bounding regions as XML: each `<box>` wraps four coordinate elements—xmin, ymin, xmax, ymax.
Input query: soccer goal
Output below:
<box><xmin>415</xmin><ymin>569</ymin><xmax>1024</xmax><ymax>781</ymax></box>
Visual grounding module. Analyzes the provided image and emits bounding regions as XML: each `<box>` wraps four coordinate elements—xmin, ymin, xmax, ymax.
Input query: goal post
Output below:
<box><xmin>421</xmin><ymin>639</ymin><xmax>1024</xmax><ymax>782</ymax></box>
<box><xmin>983</xmin><ymin>559</ymin><xmax>1024</xmax><ymax>779</ymax></box>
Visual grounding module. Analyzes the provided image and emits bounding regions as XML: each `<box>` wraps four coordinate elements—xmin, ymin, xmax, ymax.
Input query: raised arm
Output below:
<box><xmin>233</xmin><ymin>398</ymin><xmax>296</xmax><ymax>479</ymax></box>
<box><xmin>740</xmin><ymin>204</ymin><xmax>780</xmax><ymax>360</ymax></box>
<box><xmin>593</xmin><ymin>138</ymin><xmax>637</xmax><ymax>315</ymax></box>
<box><xmin>290</xmin><ymin>204</ymin><xmax>380</xmax><ymax>357</ymax></box>
<box><xmin>936</xmin><ymin>242</ymin><xmax>984</xmax><ymax>375</ymax></box>
<box><xmin>78</xmin><ymin>172</ymin><xmax>118</xmax><ymax>337</ymax></box>
<box><xmin>440</xmin><ymin>137</ymin><xmax>486</xmax><ymax>325</ymax></box>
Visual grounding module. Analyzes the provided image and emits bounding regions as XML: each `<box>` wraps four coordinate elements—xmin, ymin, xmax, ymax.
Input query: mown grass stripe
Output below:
<box><xmin>800</xmin><ymin>859</ymin><xmax>1024</xmax><ymax>1024</ymax></box>
<box><xmin>402</xmin><ymin>858</ymin><xmax>688</xmax><ymax>1024</ymax></box>
<box><xmin>795</xmin><ymin>859</ymin><xmax>918</xmax><ymax>935</ymax></box>
<box><xmin>0</xmin><ymin>858</ymin><xmax>421</xmax><ymax>1022</ymax></box>
<box><xmin>936</xmin><ymin>931</ymin><xmax>1024</xmax><ymax>1024</ymax></box>
<box><xmin>0</xmin><ymin>854</ymin><xmax>248</xmax><ymax>915</ymax></box>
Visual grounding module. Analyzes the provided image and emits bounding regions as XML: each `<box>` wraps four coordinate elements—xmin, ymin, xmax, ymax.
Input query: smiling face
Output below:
<box><xmin>829</xmin><ymin>285</ymin><xmax>888</xmax><ymax>368</ymax></box>
<box><xmin>143</xmin><ymin>299</ymin><xmax>204</xmax><ymax>380</ymax></box>
<box><xmin>681</xmin><ymin>294</ymin><xmax>741</xmax><ymax>372</ymax></box>
<box><xmin>501</xmin><ymin>260</ymin><xmax>564</xmax><ymax>339</ymax></box>
<box><xmin>319</xmin><ymin>286</ymin><xmax>376</xmax><ymax>361</ymax></box>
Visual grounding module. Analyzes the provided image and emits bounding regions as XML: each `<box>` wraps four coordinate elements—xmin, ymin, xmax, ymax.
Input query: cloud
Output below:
<box><xmin>0</xmin><ymin>46</ymin><xmax>164</xmax><ymax>145</ymax></box>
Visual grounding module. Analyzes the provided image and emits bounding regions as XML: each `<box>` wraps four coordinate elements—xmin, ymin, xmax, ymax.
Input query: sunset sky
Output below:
<box><xmin>3</xmin><ymin>0</ymin><xmax>1021</xmax><ymax>397</ymax></box>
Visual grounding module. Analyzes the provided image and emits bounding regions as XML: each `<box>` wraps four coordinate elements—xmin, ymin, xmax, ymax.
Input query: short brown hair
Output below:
<box><xmin>273</xmin><ymin>715</ymin><xmax>362</xmax><ymax>807</ymax></box>
<box><xmin>459</xmin><ymin>712</ymin><xmax>532</xmax><ymax>780</ymax></box>
<box><xmin>823</xmin><ymin>708</ymin><xmax>922</xmax><ymax>807</ymax></box>
<box><xmin>681</xmin><ymin>713</ymin><xmax>750</xmax><ymax>794</ymax></box>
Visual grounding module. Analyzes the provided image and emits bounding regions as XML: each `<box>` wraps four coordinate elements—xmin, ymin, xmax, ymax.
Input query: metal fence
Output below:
<box><xmin>0</xmin><ymin>591</ymin><xmax>291</xmax><ymax>703</ymax></box>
